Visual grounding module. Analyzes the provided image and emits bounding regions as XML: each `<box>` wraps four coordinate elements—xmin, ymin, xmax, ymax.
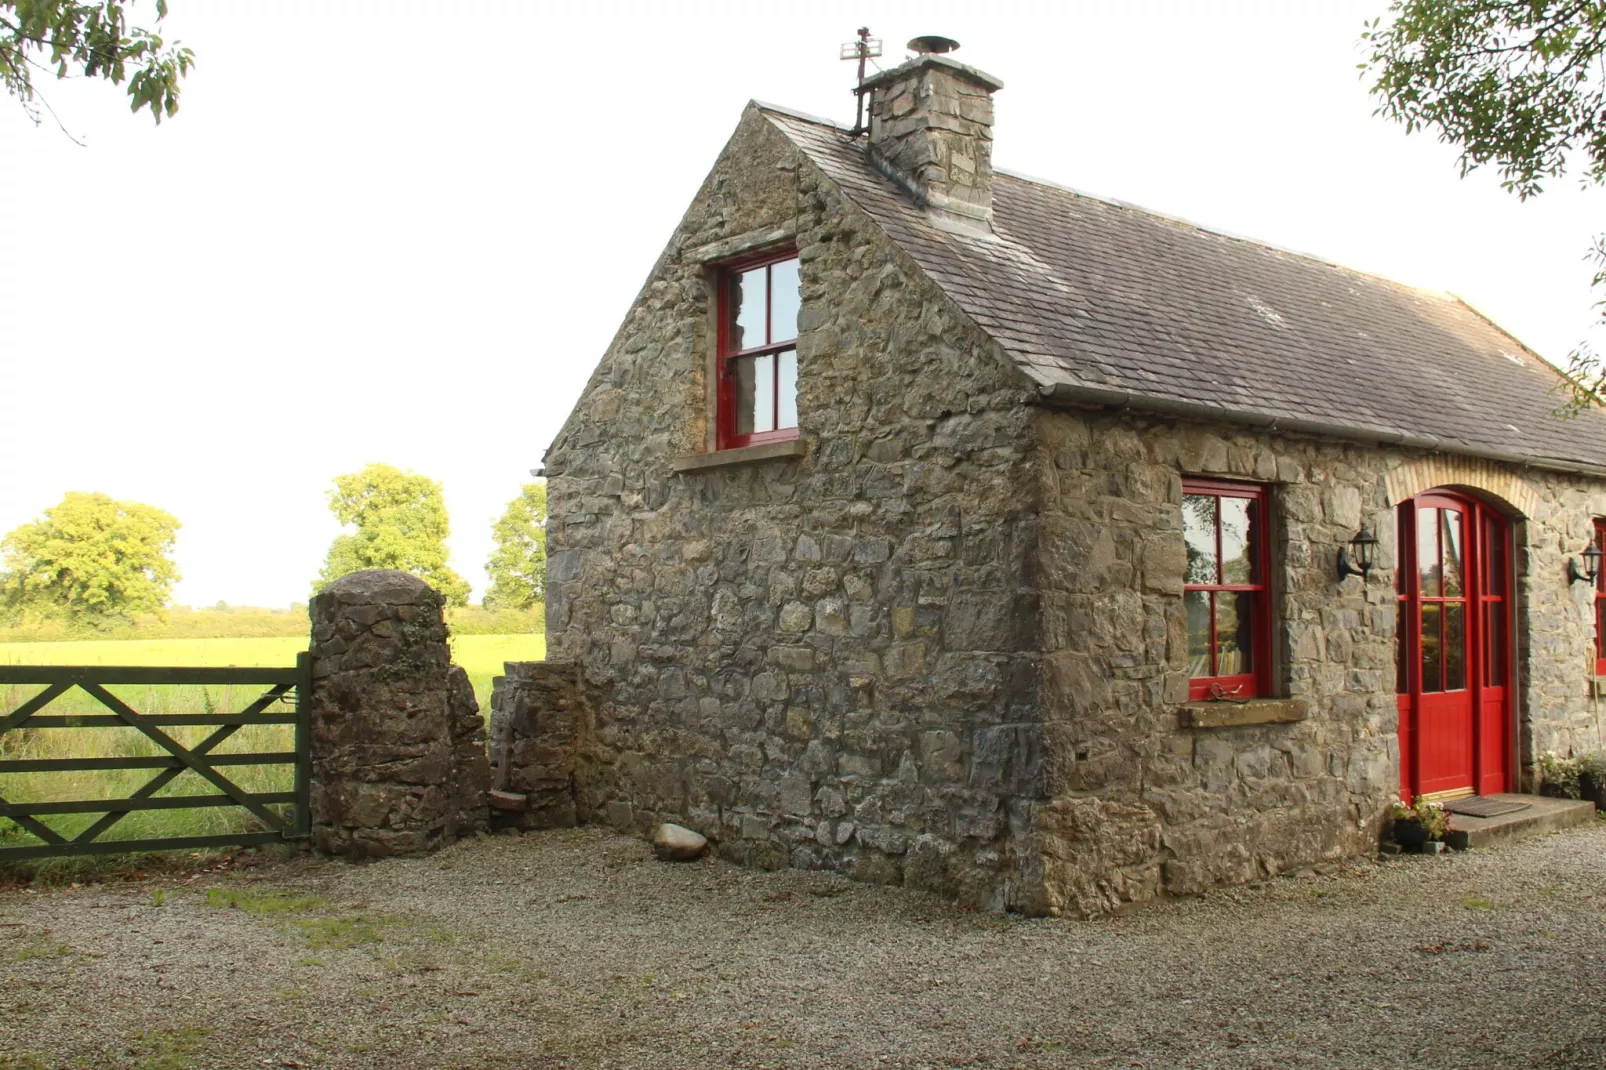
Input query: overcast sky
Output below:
<box><xmin>3</xmin><ymin>1</ymin><xmax>1603</xmax><ymax>608</ymax></box>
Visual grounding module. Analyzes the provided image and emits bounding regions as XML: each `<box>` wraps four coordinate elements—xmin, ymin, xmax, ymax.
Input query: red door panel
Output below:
<box><xmin>1397</xmin><ymin>492</ymin><xmax>1511</xmax><ymax>800</ymax></box>
<box><xmin>1418</xmin><ymin>691</ymin><xmax>1474</xmax><ymax>795</ymax></box>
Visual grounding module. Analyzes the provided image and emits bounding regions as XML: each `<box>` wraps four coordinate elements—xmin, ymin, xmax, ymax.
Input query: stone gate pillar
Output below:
<box><xmin>307</xmin><ymin>569</ymin><xmax>490</xmax><ymax>857</ymax></box>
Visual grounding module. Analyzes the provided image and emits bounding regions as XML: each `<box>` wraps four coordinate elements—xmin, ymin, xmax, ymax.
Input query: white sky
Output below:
<box><xmin>3</xmin><ymin>1</ymin><xmax>1603</xmax><ymax>608</ymax></box>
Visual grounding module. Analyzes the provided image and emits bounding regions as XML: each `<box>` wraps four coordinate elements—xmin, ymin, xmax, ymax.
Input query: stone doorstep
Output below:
<box><xmin>1445</xmin><ymin>794</ymin><xmax>1597</xmax><ymax>850</ymax></box>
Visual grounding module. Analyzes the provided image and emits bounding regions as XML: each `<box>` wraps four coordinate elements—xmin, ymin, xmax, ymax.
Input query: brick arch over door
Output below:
<box><xmin>1383</xmin><ymin>456</ymin><xmax>1538</xmax><ymax>519</ymax></box>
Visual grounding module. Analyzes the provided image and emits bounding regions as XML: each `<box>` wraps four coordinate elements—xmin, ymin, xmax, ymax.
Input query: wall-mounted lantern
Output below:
<box><xmin>1567</xmin><ymin>542</ymin><xmax>1602</xmax><ymax>586</ymax></box>
<box><xmin>1337</xmin><ymin>527</ymin><xmax>1378</xmax><ymax>581</ymax></box>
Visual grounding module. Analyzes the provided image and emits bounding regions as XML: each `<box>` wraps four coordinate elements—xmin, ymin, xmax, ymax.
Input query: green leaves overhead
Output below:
<box><xmin>1365</xmin><ymin>1</ymin><xmax>1606</xmax><ymax>413</ymax></box>
<box><xmin>1</xmin><ymin>491</ymin><xmax>181</xmax><ymax>623</ymax></box>
<box><xmin>1</xmin><ymin>1</ymin><xmax>195</xmax><ymax>126</ymax></box>
<box><xmin>314</xmin><ymin>463</ymin><xmax>471</xmax><ymax>607</ymax></box>
<box><xmin>1365</xmin><ymin>1</ymin><xmax>1606</xmax><ymax>198</ymax></box>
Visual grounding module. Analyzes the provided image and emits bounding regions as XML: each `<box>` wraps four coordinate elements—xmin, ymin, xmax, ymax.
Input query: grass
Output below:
<box><xmin>204</xmin><ymin>888</ymin><xmax>329</xmax><ymax>914</ymax></box>
<box><xmin>9</xmin><ymin>937</ymin><xmax>71</xmax><ymax>961</ymax></box>
<box><xmin>200</xmin><ymin>886</ymin><xmax>399</xmax><ymax>950</ymax></box>
<box><xmin>0</xmin><ymin>632</ymin><xmax>546</xmax><ymax>711</ymax></box>
<box><xmin>0</xmin><ymin>632</ymin><xmax>544</xmax><ymax>864</ymax></box>
<box><xmin>0</xmin><ymin>603</ymin><xmax>543</xmax><ymax>643</ymax></box>
<box><xmin>126</xmin><ymin>1025</ymin><xmax>211</xmax><ymax>1070</ymax></box>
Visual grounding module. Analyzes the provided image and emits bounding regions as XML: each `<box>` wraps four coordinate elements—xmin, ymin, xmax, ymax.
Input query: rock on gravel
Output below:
<box><xmin>651</xmin><ymin>822</ymin><xmax>708</xmax><ymax>861</ymax></box>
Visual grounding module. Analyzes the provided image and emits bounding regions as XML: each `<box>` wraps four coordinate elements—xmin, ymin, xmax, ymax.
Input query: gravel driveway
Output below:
<box><xmin>3</xmin><ymin>822</ymin><xmax>1605</xmax><ymax>1070</ymax></box>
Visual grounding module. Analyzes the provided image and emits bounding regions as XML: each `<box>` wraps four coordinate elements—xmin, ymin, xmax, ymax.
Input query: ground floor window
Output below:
<box><xmin>1182</xmin><ymin>478</ymin><xmax>1271</xmax><ymax>701</ymax></box>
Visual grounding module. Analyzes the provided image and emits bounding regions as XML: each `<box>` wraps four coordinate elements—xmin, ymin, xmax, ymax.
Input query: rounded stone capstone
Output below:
<box><xmin>319</xmin><ymin>569</ymin><xmax>437</xmax><ymax>605</ymax></box>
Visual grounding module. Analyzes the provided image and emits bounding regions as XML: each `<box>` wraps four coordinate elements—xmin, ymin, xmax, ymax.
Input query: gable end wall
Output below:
<box><xmin>542</xmin><ymin>108</ymin><xmax>1048</xmax><ymax>909</ymax></box>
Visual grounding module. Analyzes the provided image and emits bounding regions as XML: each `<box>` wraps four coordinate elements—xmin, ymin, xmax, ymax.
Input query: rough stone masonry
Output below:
<box><xmin>308</xmin><ymin>569</ymin><xmax>489</xmax><ymax>857</ymax></box>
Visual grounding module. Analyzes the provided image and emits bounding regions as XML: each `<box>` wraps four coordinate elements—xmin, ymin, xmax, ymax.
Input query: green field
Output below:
<box><xmin>0</xmin><ymin>633</ymin><xmax>545</xmax><ymax>711</ymax></box>
<box><xmin>0</xmin><ymin>634</ymin><xmax>545</xmax><ymax>859</ymax></box>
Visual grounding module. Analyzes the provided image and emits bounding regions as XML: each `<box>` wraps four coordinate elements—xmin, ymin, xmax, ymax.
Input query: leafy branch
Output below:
<box><xmin>1365</xmin><ymin>0</ymin><xmax>1606</xmax><ymax>415</ymax></box>
<box><xmin>0</xmin><ymin>1</ymin><xmax>194</xmax><ymax>128</ymax></box>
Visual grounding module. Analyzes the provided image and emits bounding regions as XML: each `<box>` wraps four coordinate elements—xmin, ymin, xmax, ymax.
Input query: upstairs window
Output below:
<box><xmin>1596</xmin><ymin>519</ymin><xmax>1606</xmax><ymax>675</ymax></box>
<box><xmin>1183</xmin><ymin>479</ymin><xmax>1272</xmax><ymax>701</ymax></box>
<box><xmin>718</xmin><ymin>251</ymin><xmax>800</xmax><ymax>449</ymax></box>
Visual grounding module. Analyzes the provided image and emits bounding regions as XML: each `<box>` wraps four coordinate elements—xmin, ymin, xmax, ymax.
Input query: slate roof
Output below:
<box><xmin>759</xmin><ymin>104</ymin><xmax>1606</xmax><ymax>474</ymax></box>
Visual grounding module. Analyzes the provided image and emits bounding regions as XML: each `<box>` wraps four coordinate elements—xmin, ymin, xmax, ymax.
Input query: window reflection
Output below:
<box><xmin>1417</xmin><ymin>507</ymin><xmax>1440</xmax><ymax>596</ymax></box>
<box><xmin>733</xmin><ymin>357</ymin><xmax>757</xmax><ymax>436</ymax></box>
<box><xmin>1421</xmin><ymin>604</ymin><xmax>1442</xmax><ymax>693</ymax></box>
<box><xmin>1486</xmin><ymin>604</ymin><xmax>1506</xmax><ymax>687</ymax></box>
<box><xmin>1217</xmin><ymin>592</ymin><xmax>1254</xmax><ymax>676</ymax></box>
<box><xmin>1221</xmin><ymin>497</ymin><xmax>1255</xmax><ymax>584</ymax></box>
<box><xmin>1185</xmin><ymin>590</ymin><xmax>1212</xmax><ymax>676</ymax></box>
<box><xmin>1183</xmin><ymin>495</ymin><xmax>1218</xmax><ymax>585</ymax></box>
<box><xmin>1444</xmin><ymin>602</ymin><xmax>1466</xmax><ymax>691</ymax></box>
<box><xmin>1441</xmin><ymin>509</ymin><xmax>1464</xmax><ymax>596</ymax></box>
<box><xmin>732</xmin><ymin>267</ymin><xmax>766</xmax><ymax>352</ymax></box>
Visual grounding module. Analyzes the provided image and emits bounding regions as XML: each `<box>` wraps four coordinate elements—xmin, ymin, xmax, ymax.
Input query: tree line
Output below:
<box><xmin>0</xmin><ymin>464</ymin><xmax>546</xmax><ymax>627</ymax></box>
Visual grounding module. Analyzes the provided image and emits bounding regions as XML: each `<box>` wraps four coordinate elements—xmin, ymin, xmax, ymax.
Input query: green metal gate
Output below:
<box><xmin>0</xmin><ymin>654</ymin><xmax>312</xmax><ymax>859</ymax></box>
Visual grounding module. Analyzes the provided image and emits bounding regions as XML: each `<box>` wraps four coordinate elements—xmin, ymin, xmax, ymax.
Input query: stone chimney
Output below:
<box><xmin>862</xmin><ymin>50</ymin><xmax>1004</xmax><ymax>234</ymax></box>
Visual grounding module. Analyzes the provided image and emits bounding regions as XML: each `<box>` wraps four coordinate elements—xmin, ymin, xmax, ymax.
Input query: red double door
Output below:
<box><xmin>1396</xmin><ymin>491</ymin><xmax>1513</xmax><ymax>801</ymax></box>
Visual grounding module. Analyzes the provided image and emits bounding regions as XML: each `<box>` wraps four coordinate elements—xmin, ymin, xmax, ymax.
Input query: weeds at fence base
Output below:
<box><xmin>0</xmin><ymin>842</ymin><xmax>300</xmax><ymax>889</ymax></box>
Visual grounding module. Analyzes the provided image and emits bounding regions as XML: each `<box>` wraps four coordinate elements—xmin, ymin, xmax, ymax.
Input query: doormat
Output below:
<box><xmin>1442</xmin><ymin>797</ymin><xmax>1531</xmax><ymax>818</ymax></box>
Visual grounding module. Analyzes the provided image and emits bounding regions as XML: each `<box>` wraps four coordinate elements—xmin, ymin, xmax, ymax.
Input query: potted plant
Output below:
<box><xmin>1389</xmin><ymin>798</ymin><xmax>1450</xmax><ymax>851</ymax></box>
<box><xmin>1579</xmin><ymin>755</ymin><xmax>1606</xmax><ymax>810</ymax></box>
<box><xmin>1538</xmin><ymin>752</ymin><xmax>1583</xmax><ymax>800</ymax></box>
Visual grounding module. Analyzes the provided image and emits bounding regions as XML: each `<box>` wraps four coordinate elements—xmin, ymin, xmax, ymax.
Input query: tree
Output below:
<box><xmin>314</xmin><ymin>463</ymin><xmax>470</xmax><ymax>606</ymax></box>
<box><xmin>2</xmin><ymin>1</ymin><xmax>194</xmax><ymax>129</ymax></box>
<box><xmin>1365</xmin><ymin>1</ymin><xmax>1606</xmax><ymax>413</ymax></box>
<box><xmin>484</xmin><ymin>481</ymin><xmax>547</xmax><ymax>610</ymax></box>
<box><xmin>1</xmin><ymin>491</ymin><xmax>180</xmax><ymax>622</ymax></box>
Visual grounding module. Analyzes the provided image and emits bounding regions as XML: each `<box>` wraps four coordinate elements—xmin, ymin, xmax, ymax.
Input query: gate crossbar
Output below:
<box><xmin>0</xmin><ymin>658</ymin><xmax>312</xmax><ymax>860</ymax></box>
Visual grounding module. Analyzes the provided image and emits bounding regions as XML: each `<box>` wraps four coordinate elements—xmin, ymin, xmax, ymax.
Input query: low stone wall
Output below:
<box><xmin>308</xmin><ymin>570</ymin><xmax>490</xmax><ymax>857</ymax></box>
<box><xmin>487</xmin><ymin>660</ymin><xmax>590</xmax><ymax>829</ymax></box>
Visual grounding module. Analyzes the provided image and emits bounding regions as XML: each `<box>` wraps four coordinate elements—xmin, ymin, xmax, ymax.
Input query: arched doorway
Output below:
<box><xmin>1396</xmin><ymin>489</ymin><xmax>1514</xmax><ymax>801</ymax></box>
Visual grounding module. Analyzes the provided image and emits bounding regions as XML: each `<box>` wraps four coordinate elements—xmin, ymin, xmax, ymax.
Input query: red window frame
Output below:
<box><xmin>1182</xmin><ymin>478</ymin><xmax>1273</xmax><ymax>701</ymax></box>
<box><xmin>716</xmin><ymin>248</ymin><xmax>800</xmax><ymax>451</ymax></box>
<box><xmin>1595</xmin><ymin>519</ymin><xmax>1606</xmax><ymax>675</ymax></box>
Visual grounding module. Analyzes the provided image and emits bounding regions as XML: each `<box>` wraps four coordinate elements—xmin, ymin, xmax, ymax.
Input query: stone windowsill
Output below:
<box><xmin>671</xmin><ymin>439</ymin><xmax>806</xmax><ymax>473</ymax></box>
<box><xmin>1180</xmin><ymin>697</ymin><xmax>1310</xmax><ymax>729</ymax></box>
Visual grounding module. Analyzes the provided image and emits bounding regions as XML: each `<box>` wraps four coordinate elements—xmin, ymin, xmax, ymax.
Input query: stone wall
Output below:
<box><xmin>542</xmin><ymin>106</ymin><xmax>1045</xmax><ymax>910</ymax></box>
<box><xmin>488</xmin><ymin>660</ymin><xmax>589</xmax><ymax>829</ymax></box>
<box><xmin>308</xmin><ymin>570</ymin><xmax>490</xmax><ymax>857</ymax></box>
<box><xmin>1517</xmin><ymin>468</ymin><xmax>1606</xmax><ymax>760</ymax></box>
<box><xmin>1028</xmin><ymin>407</ymin><xmax>1606</xmax><ymax>915</ymax></box>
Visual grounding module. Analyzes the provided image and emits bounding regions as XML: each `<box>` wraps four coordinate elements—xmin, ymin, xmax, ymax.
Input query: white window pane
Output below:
<box><xmin>770</xmin><ymin>258</ymin><xmax>801</xmax><ymax>343</ymax></box>
<box><xmin>751</xmin><ymin>355</ymin><xmax>775</xmax><ymax>433</ymax></box>
<box><xmin>777</xmin><ymin>349</ymin><xmax>797</xmax><ymax>429</ymax></box>
<box><xmin>732</xmin><ymin>267</ymin><xmax>766</xmax><ymax>352</ymax></box>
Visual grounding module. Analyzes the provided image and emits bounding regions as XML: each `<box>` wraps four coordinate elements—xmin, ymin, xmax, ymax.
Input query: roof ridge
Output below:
<box><xmin>758</xmin><ymin>98</ymin><xmax>1458</xmax><ymax>307</ymax></box>
<box><xmin>992</xmin><ymin>166</ymin><xmax>1456</xmax><ymax>306</ymax></box>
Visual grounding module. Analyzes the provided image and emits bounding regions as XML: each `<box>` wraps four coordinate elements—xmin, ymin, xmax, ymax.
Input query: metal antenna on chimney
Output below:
<box><xmin>840</xmin><ymin>26</ymin><xmax>882</xmax><ymax>137</ymax></box>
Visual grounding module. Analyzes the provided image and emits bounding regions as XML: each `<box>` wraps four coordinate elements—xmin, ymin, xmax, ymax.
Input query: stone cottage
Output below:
<box><xmin>531</xmin><ymin>45</ymin><xmax>1606</xmax><ymax>915</ymax></box>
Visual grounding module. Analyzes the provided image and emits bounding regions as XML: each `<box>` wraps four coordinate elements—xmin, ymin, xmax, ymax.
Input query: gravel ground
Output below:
<box><xmin>3</xmin><ymin>823</ymin><xmax>1606</xmax><ymax>1070</ymax></box>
